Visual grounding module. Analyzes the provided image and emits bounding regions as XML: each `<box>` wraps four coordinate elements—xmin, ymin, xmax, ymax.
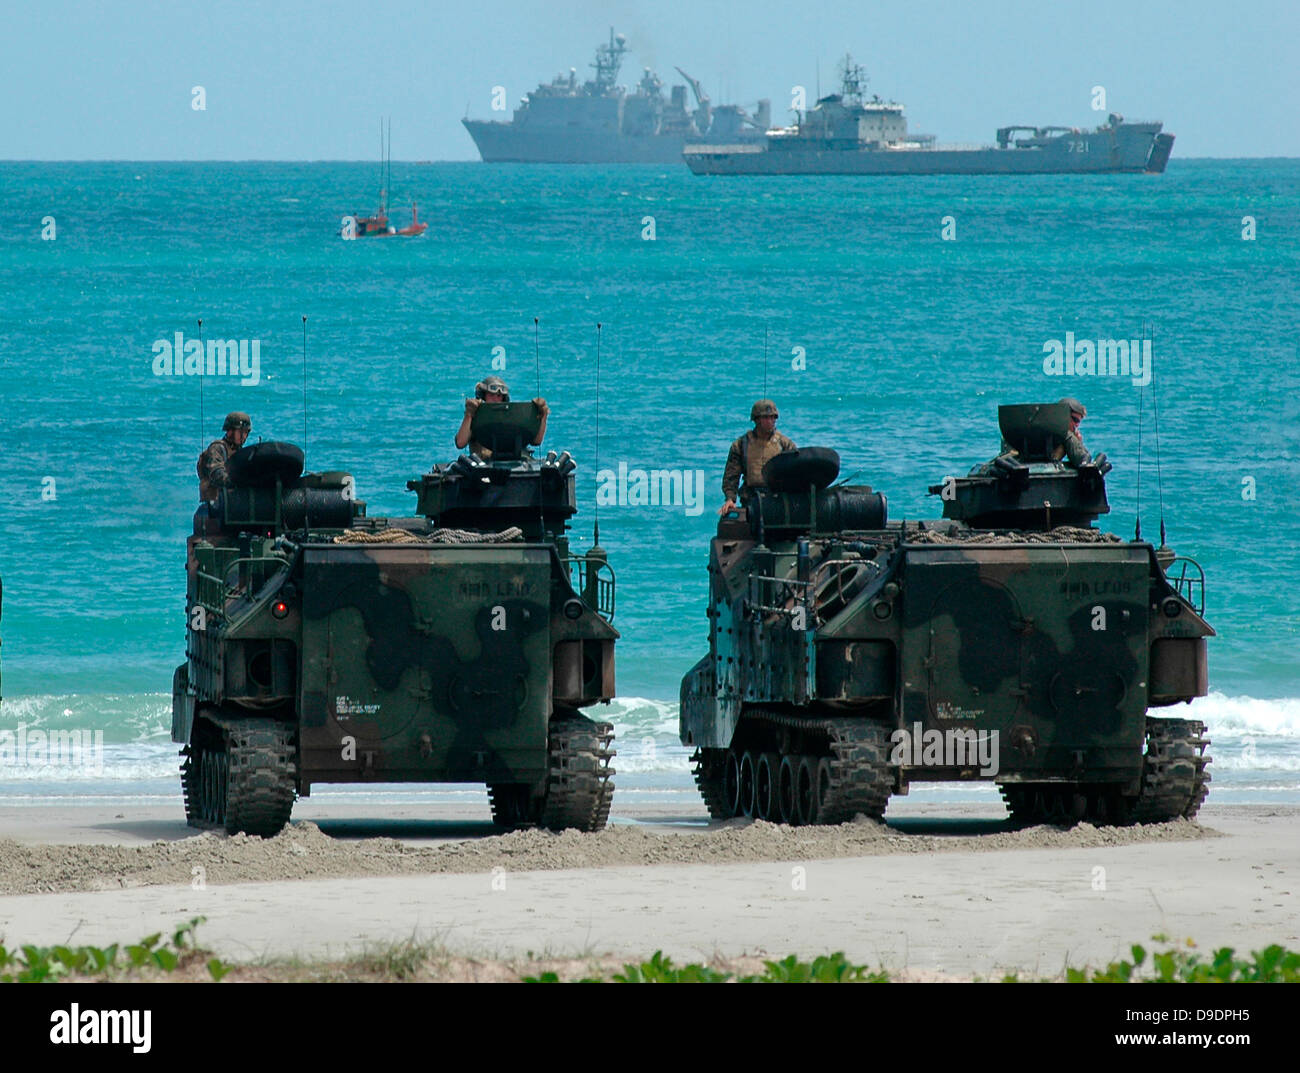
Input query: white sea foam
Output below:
<box><xmin>1184</xmin><ymin>692</ymin><xmax>1300</xmax><ymax>738</ymax></box>
<box><xmin>1</xmin><ymin>692</ymin><xmax>1297</xmax><ymax>793</ymax></box>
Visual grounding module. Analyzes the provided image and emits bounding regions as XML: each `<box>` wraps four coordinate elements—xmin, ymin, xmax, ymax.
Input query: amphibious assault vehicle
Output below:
<box><xmin>680</xmin><ymin>402</ymin><xmax>1212</xmax><ymax>826</ymax></box>
<box><xmin>173</xmin><ymin>403</ymin><xmax>617</xmax><ymax>835</ymax></box>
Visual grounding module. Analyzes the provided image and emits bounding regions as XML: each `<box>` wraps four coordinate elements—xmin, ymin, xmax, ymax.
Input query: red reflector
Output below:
<box><xmin>272</xmin><ymin>601</ymin><xmax>289</xmax><ymax>618</ymax></box>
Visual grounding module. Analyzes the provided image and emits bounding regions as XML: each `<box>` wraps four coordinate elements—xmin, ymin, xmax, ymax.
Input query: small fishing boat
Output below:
<box><xmin>344</xmin><ymin>120</ymin><xmax>427</xmax><ymax>238</ymax></box>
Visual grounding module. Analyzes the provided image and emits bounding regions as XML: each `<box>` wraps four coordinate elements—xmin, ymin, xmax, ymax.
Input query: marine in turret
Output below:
<box><xmin>456</xmin><ymin>375</ymin><xmax>549</xmax><ymax>460</ymax></box>
<box><xmin>719</xmin><ymin>398</ymin><xmax>796</xmax><ymax>515</ymax></box>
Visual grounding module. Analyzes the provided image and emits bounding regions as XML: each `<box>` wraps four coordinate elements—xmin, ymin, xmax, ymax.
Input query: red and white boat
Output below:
<box><xmin>344</xmin><ymin>120</ymin><xmax>428</xmax><ymax>238</ymax></box>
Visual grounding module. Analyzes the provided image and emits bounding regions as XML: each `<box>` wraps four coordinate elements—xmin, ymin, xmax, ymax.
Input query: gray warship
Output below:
<box><xmin>684</xmin><ymin>56</ymin><xmax>1174</xmax><ymax>176</ymax></box>
<box><xmin>463</xmin><ymin>29</ymin><xmax>769</xmax><ymax>164</ymax></box>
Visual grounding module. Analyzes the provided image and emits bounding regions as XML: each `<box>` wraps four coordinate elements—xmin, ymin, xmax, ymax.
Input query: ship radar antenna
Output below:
<box><xmin>839</xmin><ymin>54</ymin><xmax>868</xmax><ymax>104</ymax></box>
<box><xmin>592</xmin><ymin>28</ymin><xmax>626</xmax><ymax>91</ymax></box>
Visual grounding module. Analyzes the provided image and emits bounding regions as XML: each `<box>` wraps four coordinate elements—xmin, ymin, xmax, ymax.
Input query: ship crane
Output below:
<box><xmin>674</xmin><ymin>67</ymin><xmax>713</xmax><ymax>132</ymax></box>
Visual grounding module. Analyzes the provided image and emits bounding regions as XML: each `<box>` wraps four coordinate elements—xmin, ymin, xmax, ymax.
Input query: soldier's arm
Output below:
<box><xmin>531</xmin><ymin>397</ymin><xmax>549</xmax><ymax>446</ymax></box>
<box><xmin>1063</xmin><ymin>430</ymin><xmax>1092</xmax><ymax>467</ymax></box>
<box><xmin>455</xmin><ymin>398</ymin><xmax>478</xmax><ymax>449</ymax></box>
<box><xmin>781</xmin><ymin>432</ymin><xmax>796</xmax><ymax>451</ymax></box>
<box><xmin>203</xmin><ymin>443</ymin><xmax>233</xmax><ymax>489</ymax></box>
<box><xmin>721</xmin><ymin>440</ymin><xmax>743</xmax><ymax>501</ymax></box>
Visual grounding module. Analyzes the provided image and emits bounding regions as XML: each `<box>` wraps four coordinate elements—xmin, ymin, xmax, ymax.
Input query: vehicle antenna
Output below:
<box><xmin>1135</xmin><ymin>330</ymin><xmax>1144</xmax><ymax>543</ymax></box>
<box><xmin>197</xmin><ymin>318</ymin><xmax>204</xmax><ymax>445</ymax></box>
<box><xmin>301</xmin><ymin>315</ymin><xmax>311</xmax><ymax>529</ymax></box>
<box><xmin>302</xmin><ymin>315</ymin><xmax>308</xmax><ymax>457</ymax></box>
<box><xmin>594</xmin><ymin>322</ymin><xmax>602</xmax><ymax>547</ymax></box>
<box><xmin>763</xmin><ymin>324</ymin><xmax>768</xmax><ymax>397</ymax></box>
<box><xmin>1150</xmin><ymin>323</ymin><xmax>1167</xmax><ymax>547</ymax></box>
<box><xmin>531</xmin><ymin>317</ymin><xmax>545</xmax><ymax>539</ymax></box>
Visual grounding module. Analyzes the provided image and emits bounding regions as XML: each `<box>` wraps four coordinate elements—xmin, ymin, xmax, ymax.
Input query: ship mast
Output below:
<box><xmin>839</xmin><ymin>54</ymin><xmax>869</xmax><ymax>104</ymax></box>
<box><xmin>591</xmin><ymin>27</ymin><xmax>627</xmax><ymax>92</ymax></box>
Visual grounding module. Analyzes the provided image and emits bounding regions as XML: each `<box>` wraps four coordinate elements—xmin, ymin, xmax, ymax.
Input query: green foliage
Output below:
<box><xmin>614</xmin><ymin>951</ymin><xmax>733</xmax><ymax>983</ymax></box>
<box><xmin>525</xmin><ymin>950</ymin><xmax>887</xmax><ymax>983</ymax></box>
<box><xmin>0</xmin><ymin>917</ymin><xmax>219</xmax><ymax>983</ymax></box>
<box><xmin>522</xmin><ymin>969</ymin><xmax>604</xmax><ymax>983</ymax></box>
<box><xmin>352</xmin><ymin>938</ymin><xmax>438</xmax><ymax>981</ymax></box>
<box><xmin>524</xmin><ymin>940</ymin><xmax>1300</xmax><ymax>984</ymax></box>
<box><xmin>760</xmin><ymin>952</ymin><xmax>889</xmax><ymax>983</ymax></box>
<box><xmin>1066</xmin><ymin>938</ymin><xmax>1300</xmax><ymax>983</ymax></box>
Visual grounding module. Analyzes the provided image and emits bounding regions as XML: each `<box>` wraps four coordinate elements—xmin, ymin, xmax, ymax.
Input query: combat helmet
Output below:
<box><xmin>750</xmin><ymin>399</ymin><xmax>779</xmax><ymax>421</ymax></box>
<box><xmin>223</xmin><ymin>411</ymin><xmax>251</xmax><ymax>432</ymax></box>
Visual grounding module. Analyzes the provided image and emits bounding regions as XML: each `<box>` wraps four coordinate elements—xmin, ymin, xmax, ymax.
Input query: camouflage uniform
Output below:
<box><xmin>723</xmin><ymin>429</ymin><xmax>797</xmax><ymax>502</ymax></box>
<box><xmin>1051</xmin><ymin>428</ymin><xmax>1090</xmax><ymax>466</ymax></box>
<box><xmin>197</xmin><ymin>438</ymin><xmax>236</xmax><ymax>501</ymax></box>
<box><xmin>197</xmin><ymin>412</ymin><xmax>251</xmax><ymax>502</ymax></box>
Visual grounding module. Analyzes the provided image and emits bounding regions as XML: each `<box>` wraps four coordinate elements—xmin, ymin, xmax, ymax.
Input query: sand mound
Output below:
<box><xmin>0</xmin><ymin>815</ymin><xmax>1215</xmax><ymax>896</ymax></box>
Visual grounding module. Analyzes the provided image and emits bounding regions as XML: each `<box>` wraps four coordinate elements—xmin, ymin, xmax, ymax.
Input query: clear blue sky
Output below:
<box><xmin>2</xmin><ymin>0</ymin><xmax>1295</xmax><ymax>159</ymax></box>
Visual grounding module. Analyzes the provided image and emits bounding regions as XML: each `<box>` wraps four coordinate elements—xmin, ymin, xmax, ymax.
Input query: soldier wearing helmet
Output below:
<box><xmin>719</xmin><ymin>399</ymin><xmax>796</xmax><ymax>515</ymax></box>
<box><xmin>1054</xmin><ymin>397</ymin><xmax>1090</xmax><ymax>466</ymax></box>
<box><xmin>998</xmin><ymin>397</ymin><xmax>1092</xmax><ymax>467</ymax></box>
<box><xmin>455</xmin><ymin>375</ymin><xmax>549</xmax><ymax>459</ymax></box>
<box><xmin>197</xmin><ymin>411</ymin><xmax>251</xmax><ymax>503</ymax></box>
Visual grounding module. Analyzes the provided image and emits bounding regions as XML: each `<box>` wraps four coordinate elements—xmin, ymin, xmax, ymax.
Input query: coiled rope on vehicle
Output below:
<box><xmin>332</xmin><ymin>526</ymin><xmax>524</xmax><ymax>545</ymax></box>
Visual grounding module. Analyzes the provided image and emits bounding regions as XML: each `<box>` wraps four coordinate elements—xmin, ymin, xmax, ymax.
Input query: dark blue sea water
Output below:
<box><xmin>0</xmin><ymin>159</ymin><xmax>1296</xmax><ymax>806</ymax></box>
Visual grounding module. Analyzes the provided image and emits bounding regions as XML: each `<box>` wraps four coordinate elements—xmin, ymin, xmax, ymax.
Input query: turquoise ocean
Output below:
<box><xmin>0</xmin><ymin>159</ymin><xmax>1296</xmax><ymax>815</ymax></box>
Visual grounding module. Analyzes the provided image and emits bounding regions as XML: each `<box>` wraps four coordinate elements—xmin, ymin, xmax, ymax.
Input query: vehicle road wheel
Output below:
<box><xmin>738</xmin><ymin>751</ymin><xmax>757</xmax><ymax>818</ymax></box>
<box><xmin>796</xmin><ymin>756</ymin><xmax>819</xmax><ymax>825</ymax></box>
<box><xmin>755</xmin><ymin>752</ymin><xmax>780</xmax><ymax>821</ymax></box>
<box><xmin>723</xmin><ymin>751</ymin><xmax>741</xmax><ymax>818</ymax></box>
<box><xmin>777</xmin><ymin>754</ymin><xmax>799</xmax><ymax>825</ymax></box>
<box><xmin>814</xmin><ymin>758</ymin><xmax>834</xmax><ymax>825</ymax></box>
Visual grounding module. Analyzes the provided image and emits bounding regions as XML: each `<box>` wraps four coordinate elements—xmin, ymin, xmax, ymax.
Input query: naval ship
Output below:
<box><xmin>684</xmin><ymin>56</ymin><xmax>1174</xmax><ymax>176</ymax></box>
<box><xmin>463</xmin><ymin>29</ymin><xmax>769</xmax><ymax>164</ymax></box>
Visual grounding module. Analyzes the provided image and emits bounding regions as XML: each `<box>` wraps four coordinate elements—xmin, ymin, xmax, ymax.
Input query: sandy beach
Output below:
<box><xmin>0</xmin><ymin>800</ymin><xmax>1294</xmax><ymax>979</ymax></box>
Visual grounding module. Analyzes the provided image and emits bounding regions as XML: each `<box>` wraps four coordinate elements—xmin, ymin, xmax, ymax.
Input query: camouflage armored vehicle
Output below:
<box><xmin>680</xmin><ymin>401</ymin><xmax>1212</xmax><ymax>826</ymax></box>
<box><xmin>173</xmin><ymin>403</ymin><xmax>617</xmax><ymax>835</ymax></box>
